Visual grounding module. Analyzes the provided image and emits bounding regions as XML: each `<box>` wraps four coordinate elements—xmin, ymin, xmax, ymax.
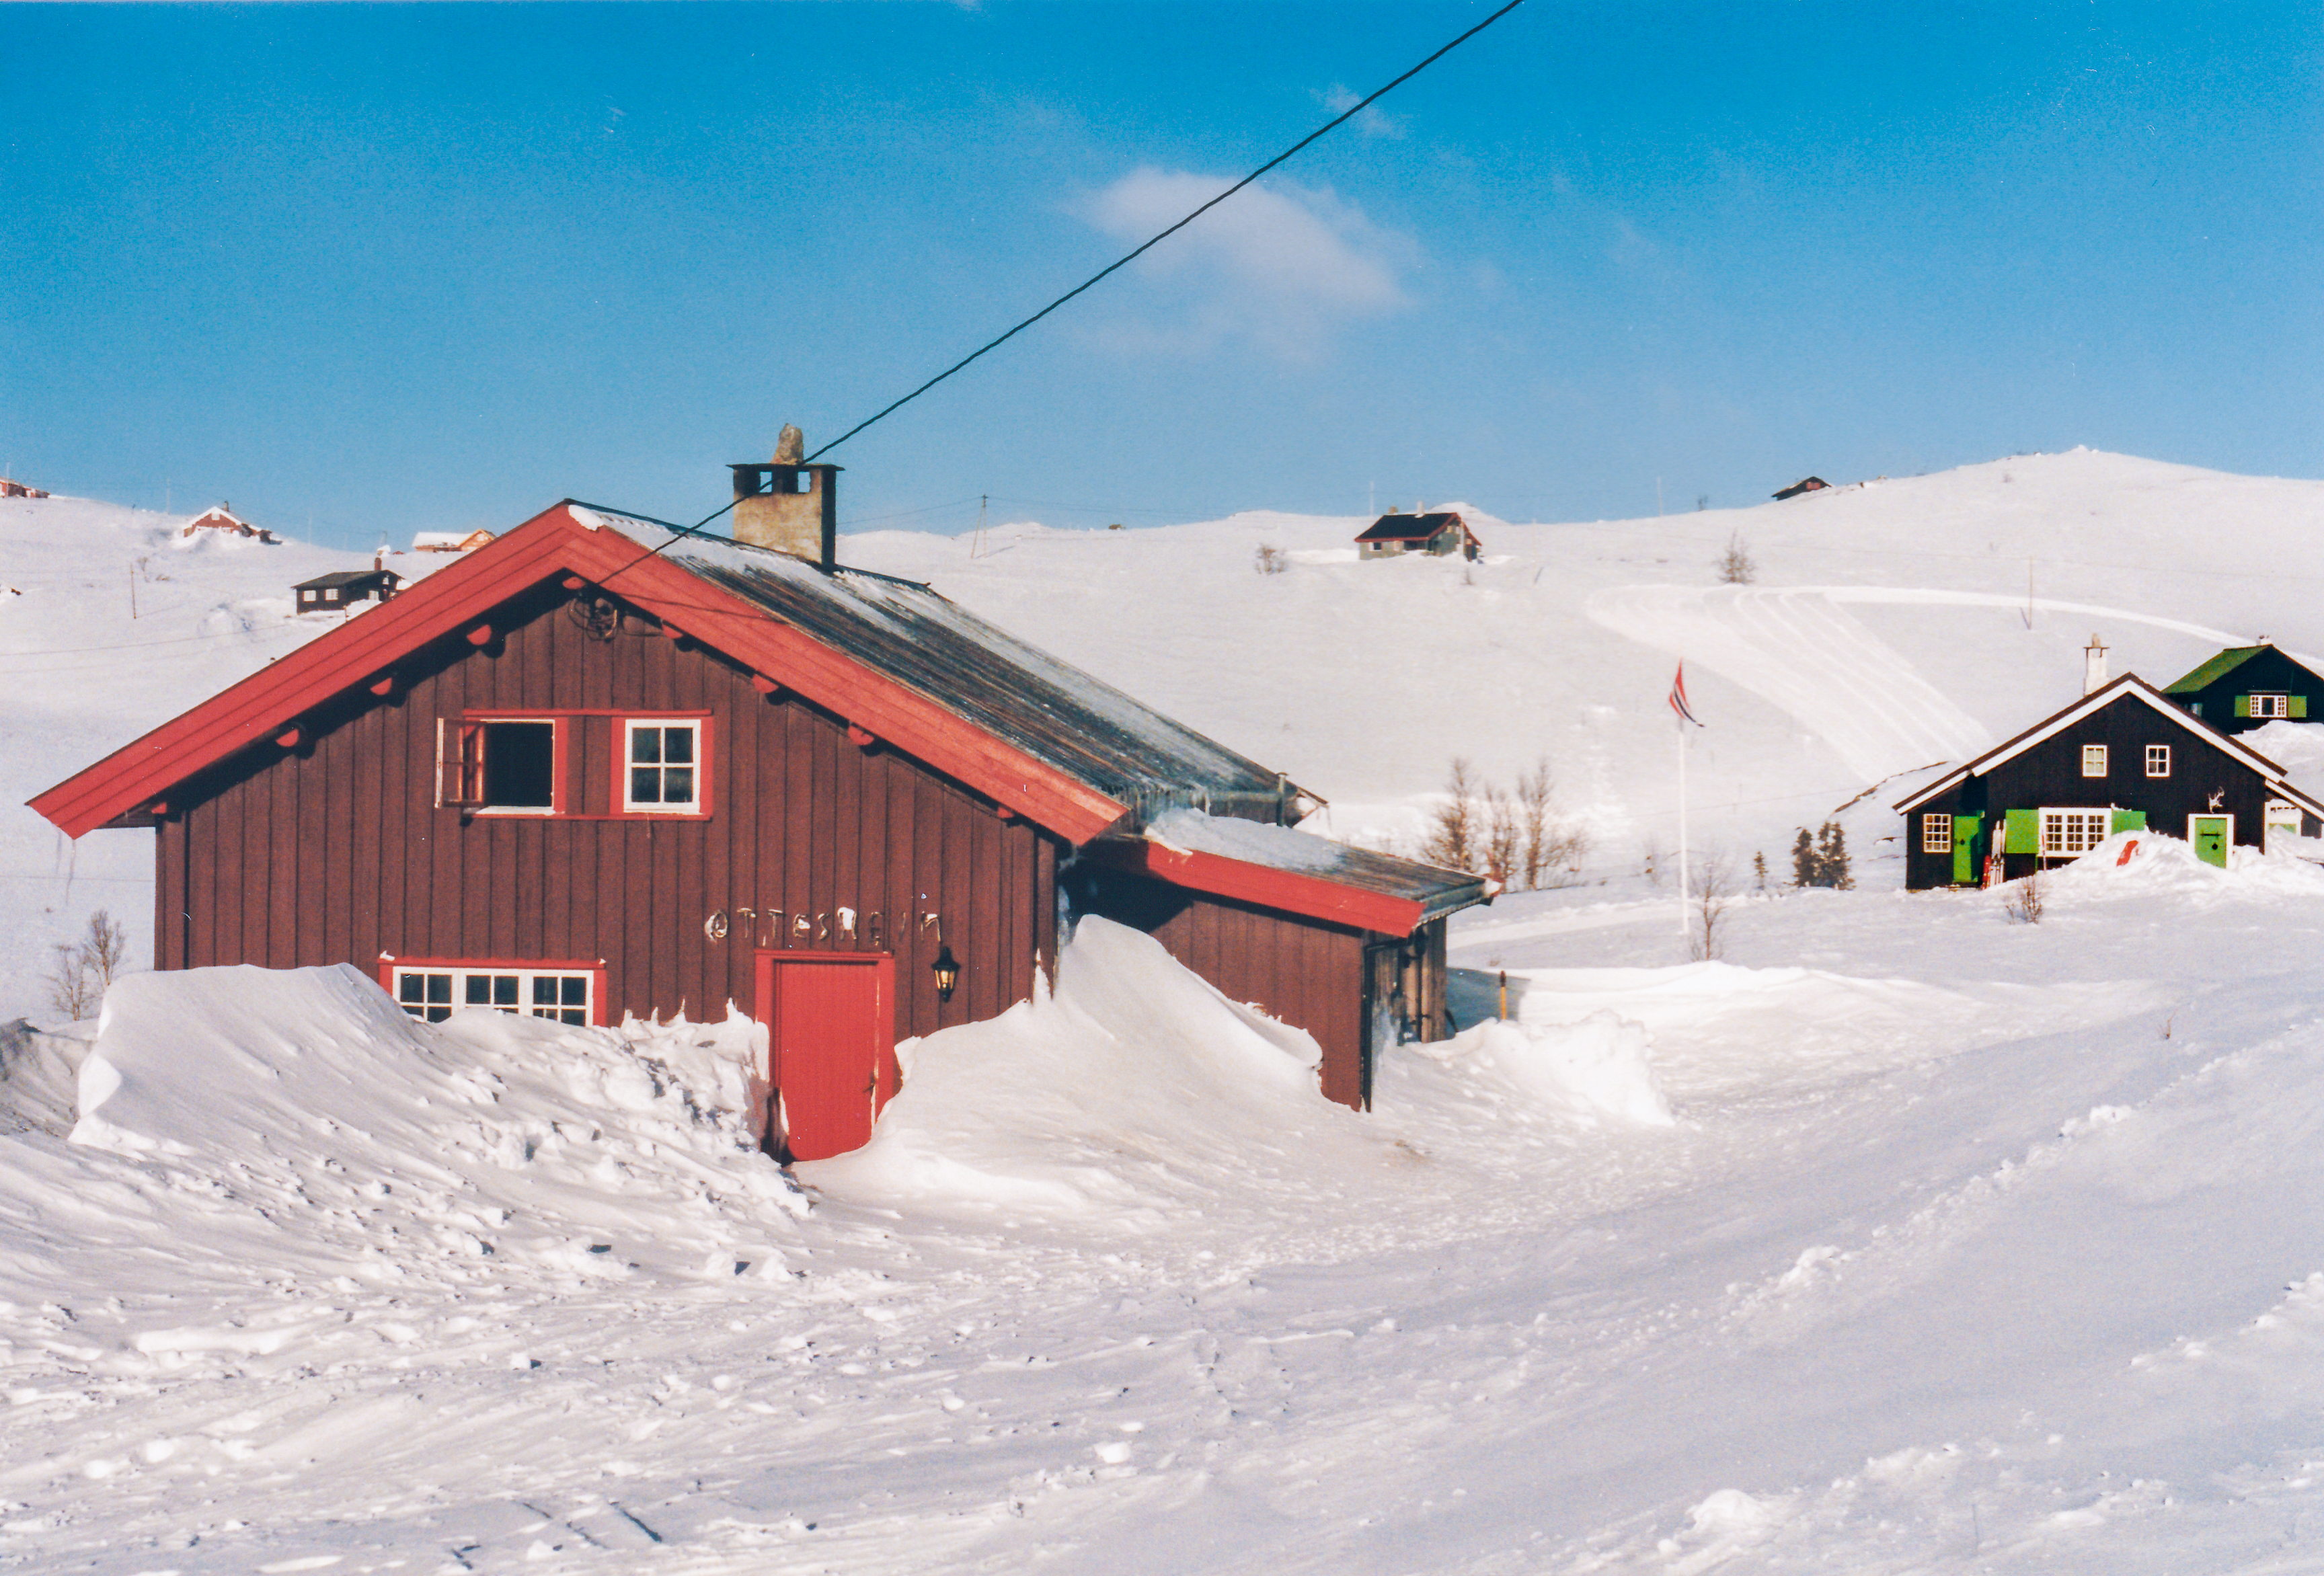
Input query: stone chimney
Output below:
<box><xmin>2084</xmin><ymin>633</ymin><xmax>2109</xmax><ymax>695</ymax></box>
<box><xmin>730</xmin><ymin>424</ymin><xmax>841</xmax><ymax>572</ymax></box>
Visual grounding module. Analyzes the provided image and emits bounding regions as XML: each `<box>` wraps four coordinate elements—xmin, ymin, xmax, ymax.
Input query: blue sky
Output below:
<box><xmin>4</xmin><ymin>3</ymin><xmax>2319</xmax><ymax>550</ymax></box>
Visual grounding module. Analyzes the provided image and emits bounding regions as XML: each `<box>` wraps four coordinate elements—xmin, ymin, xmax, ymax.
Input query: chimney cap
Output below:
<box><xmin>775</xmin><ymin>424</ymin><xmax>806</xmax><ymax>465</ymax></box>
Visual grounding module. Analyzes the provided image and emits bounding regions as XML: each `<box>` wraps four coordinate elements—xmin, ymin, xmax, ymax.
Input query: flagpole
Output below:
<box><xmin>1677</xmin><ymin>711</ymin><xmax>1691</xmax><ymax>937</ymax></box>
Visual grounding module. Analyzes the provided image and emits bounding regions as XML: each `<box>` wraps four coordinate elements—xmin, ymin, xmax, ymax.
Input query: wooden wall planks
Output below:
<box><xmin>162</xmin><ymin>588</ymin><xmax>1054</xmax><ymax>1045</ymax></box>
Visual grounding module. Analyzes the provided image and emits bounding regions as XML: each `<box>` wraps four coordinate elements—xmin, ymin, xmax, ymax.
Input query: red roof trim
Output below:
<box><xmin>30</xmin><ymin>504</ymin><xmax>1130</xmax><ymax>843</ymax></box>
<box><xmin>1085</xmin><ymin>838</ymin><xmax>1424</xmax><ymax>935</ymax></box>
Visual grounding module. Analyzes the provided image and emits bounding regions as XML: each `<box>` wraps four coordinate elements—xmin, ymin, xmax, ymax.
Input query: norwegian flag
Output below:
<box><xmin>1667</xmin><ymin>661</ymin><xmax>1703</xmax><ymax>726</ymax></box>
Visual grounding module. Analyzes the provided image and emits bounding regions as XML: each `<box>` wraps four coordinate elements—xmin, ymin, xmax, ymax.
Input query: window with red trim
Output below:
<box><xmin>390</xmin><ymin>963</ymin><xmax>598</xmax><ymax>1025</ymax></box>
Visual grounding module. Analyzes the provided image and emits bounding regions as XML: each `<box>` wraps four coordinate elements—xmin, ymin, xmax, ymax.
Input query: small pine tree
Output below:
<box><xmin>1752</xmin><ymin>851</ymin><xmax>1769</xmax><ymax>892</ymax></box>
<box><xmin>1790</xmin><ymin>828</ymin><xmax>1816</xmax><ymax>888</ymax></box>
<box><xmin>1816</xmin><ymin>821</ymin><xmax>1853</xmax><ymax>890</ymax></box>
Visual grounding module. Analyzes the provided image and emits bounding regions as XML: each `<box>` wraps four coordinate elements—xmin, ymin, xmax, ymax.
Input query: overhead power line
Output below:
<box><xmin>604</xmin><ymin>0</ymin><xmax>1530</xmax><ymax>583</ymax></box>
<box><xmin>802</xmin><ymin>0</ymin><xmax>1532</xmax><ymax>466</ymax></box>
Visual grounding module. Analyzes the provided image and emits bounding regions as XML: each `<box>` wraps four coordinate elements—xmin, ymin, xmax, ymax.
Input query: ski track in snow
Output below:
<box><xmin>1585</xmin><ymin>582</ymin><xmax>2298</xmax><ymax>785</ymax></box>
<box><xmin>1587</xmin><ymin>583</ymin><xmax>1996</xmax><ymax>781</ymax></box>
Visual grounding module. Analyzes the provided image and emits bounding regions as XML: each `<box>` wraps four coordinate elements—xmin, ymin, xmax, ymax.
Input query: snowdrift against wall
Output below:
<box><xmin>66</xmin><ymin>964</ymin><xmax>802</xmax><ymax>1290</ymax></box>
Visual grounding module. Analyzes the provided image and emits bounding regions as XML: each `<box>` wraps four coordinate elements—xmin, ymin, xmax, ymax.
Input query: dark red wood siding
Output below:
<box><xmin>157</xmin><ymin>586</ymin><xmax>1056</xmax><ymax>1043</ymax></box>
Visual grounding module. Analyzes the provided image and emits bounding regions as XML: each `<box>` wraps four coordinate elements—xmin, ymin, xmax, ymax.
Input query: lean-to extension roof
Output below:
<box><xmin>31</xmin><ymin>501</ymin><xmax>1308</xmax><ymax>844</ymax></box>
<box><xmin>1084</xmin><ymin>809</ymin><xmax>1489</xmax><ymax>933</ymax></box>
<box><xmin>1893</xmin><ymin>673</ymin><xmax>2324</xmax><ymax>820</ymax></box>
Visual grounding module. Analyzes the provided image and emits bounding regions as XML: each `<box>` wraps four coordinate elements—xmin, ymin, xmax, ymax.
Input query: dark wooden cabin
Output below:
<box><xmin>1894</xmin><ymin>673</ymin><xmax>2324</xmax><ymax>890</ymax></box>
<box><xmin>1354</xmin><ymin>510</ymin><xmax>1481</xmax><ymax>561</ymax></box>
<box><xmin>1772</xmin><ymin>477</ymin><xmax>1829</xmax><ymax>500</ymax></box>
<box><xmin>2162</xmin><ymin>643</ymin><xmax>2324</xmax><ymax>734</ymax></box>
<box><xmin>33</xmin><ymin>483</ymin><xmax>1485</xmax><ymax>1162</ymax></box>
<box><xmin>294</xmin><ymin>568</ymin><xmax>402</xmax><ymax>613</ymax></box>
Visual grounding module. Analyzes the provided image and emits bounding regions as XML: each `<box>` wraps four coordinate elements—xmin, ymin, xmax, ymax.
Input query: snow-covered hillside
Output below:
<box><xmin>0</xmin><ymin>496</ymin><xmax>438</xmax><ymax>1016</ymax></box>
<box><xmin>849</xmin><ymin>446</ymin><xmax>2324</xmax><ymax>881</ymax></box>
<box><xmin>11</xmin><ymin>449</ymin><xmax>2324</xmax><ymax>1013</ymax></box>
<box><xmin>13</xmin><ymin>453</ymin><xmax>2324</xmax><ymax>1571</ymax></box>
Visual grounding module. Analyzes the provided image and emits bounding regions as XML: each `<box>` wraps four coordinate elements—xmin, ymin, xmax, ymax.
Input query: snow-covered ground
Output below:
<box><xmin>11</xmin><ymin>853</ymin><xmax>2324</xmax><ymax>1571</ymax></box>
<box><xmin>11</xmin><ymin>450</ymin><xmax>2324</xmax><ymax>1570</ymax></box>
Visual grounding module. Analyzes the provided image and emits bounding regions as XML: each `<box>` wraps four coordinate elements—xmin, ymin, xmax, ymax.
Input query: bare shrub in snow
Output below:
<box><xmin>1514</xmin><ymin>758</ymin><xmax>1586</xmax><ymax>888</ymax></box>
<box><xmin>1423</xmin><ymin>758</ymin><xmax>1481</xmax><ymax>872</ymax></box>
<box><xmin>1425</xmin><ymin>758</ymin><xmax>1585</xmax><ymax>890</ymax></box>
<box><xmin>2005</xmin><ymin>867</ymin><xmax>2045</xmax><ymax>924</ymax></box>
<box><xmin>1253</xmin><ymin>543</ymin><xmax>1288</xmax><ymax>575</ymax></box>
<box><xmin>1752</xmin><ymin>851</ymin><xmax>1770</xmax><ymax>891</ymax></box>
<box><xmin>1716</xmin><ymin>532</ymin><xmax>1756</xmax><ymax>585</ymax></box>
<box><xmin>1690</xmin><ymin>859</ymin><xmax>1733</xmax><ymax>961</ymax></box>
<box><xmin>1479</xmin><ymin>782</ymin><xmax>1520</xmax><ymax>890</ymax></box>
<box><xmin>45</xmin><ymin>908</ymin><xmax>130</xmax><ymax>1021</ymax></box>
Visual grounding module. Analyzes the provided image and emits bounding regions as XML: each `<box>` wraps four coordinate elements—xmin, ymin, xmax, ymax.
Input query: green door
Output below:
<box><xmin>1951</xmin><ymin>815</ymin><xmax>1982</xmax><ymax>885</ymax></box>
<box><xmin>2191</xmin><ymin>815</ymin><xmax>2231</xmax><ymax>869</ymax></box>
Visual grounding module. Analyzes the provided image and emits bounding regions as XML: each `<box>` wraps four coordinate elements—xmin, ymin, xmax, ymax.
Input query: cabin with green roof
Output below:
<box><xmin>2163</xmin><ymin>644</ymin><xmax>2324</xmax><ymax>734</ymax></box>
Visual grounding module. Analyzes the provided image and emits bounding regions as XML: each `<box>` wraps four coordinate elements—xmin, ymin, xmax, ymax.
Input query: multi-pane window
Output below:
<box><xmin>2039</xmin><ymin>809</ymin><xmax>2109</xmax><ymax>857</ymax></box>
<box><xmin>625</xmin><ymin>720</ymin><xmax>701</xmax><ymax>812</ymax></box>
<box><xmin>2146</xmin><ymin>744</ymin><xmax>2171</xmax><ymax>777</ymax></box>
<box><xmin>2251</xmin><ymin>693</ymin><xmax>2291</xmax><ymax>719</ymax></box>
<box><xmin>1922</xmin><ymin>814</ymin><xmax>1952</xmax><ymax>854</ymax></box>
<box><xmin>393</xmin><ymin>966</ymin><xmax>593</xmax><ymax>1025</ymax></box>
<box><xmin>2081</xmin><ymin>744</ymin><xmax>2108</xmax><ymax>777</ymax></box>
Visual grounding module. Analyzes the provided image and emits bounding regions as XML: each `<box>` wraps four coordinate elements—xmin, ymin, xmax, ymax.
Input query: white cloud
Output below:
<box><xmin>1079</xmin><ymin>167</ymin><xmax>1418</xmax><ymax>356</ymax></box>
<box><xmin>1317</xmin><ymin>83</ymin><xmax>1405</xmax><ymax>141</ymax></box>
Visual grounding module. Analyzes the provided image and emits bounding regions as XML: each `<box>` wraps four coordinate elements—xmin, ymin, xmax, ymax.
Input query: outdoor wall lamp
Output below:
<box><xmin>931</xmin><ymin>944</ymin><xmax>961</xmax><ymax>1002</ymax></box>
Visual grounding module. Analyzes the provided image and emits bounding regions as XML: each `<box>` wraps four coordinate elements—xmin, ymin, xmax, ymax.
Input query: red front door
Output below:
<box><xmin>753</xmin><ymin>951</ymin><xmax>896</xmax><ymax>1161</ymax></box>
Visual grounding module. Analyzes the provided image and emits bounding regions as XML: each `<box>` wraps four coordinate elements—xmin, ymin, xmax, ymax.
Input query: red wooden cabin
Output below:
<box><xmin>32</xmin><ymin>473</ymin><xmax>1485</xmax><ymax>1161</ymax></box>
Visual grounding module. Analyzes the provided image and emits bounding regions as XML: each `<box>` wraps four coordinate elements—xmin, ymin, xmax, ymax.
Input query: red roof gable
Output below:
<box><xmin>30</xmin><ymin>503</ymin><xmax>1133</xmax><ymax>843</ymax></box>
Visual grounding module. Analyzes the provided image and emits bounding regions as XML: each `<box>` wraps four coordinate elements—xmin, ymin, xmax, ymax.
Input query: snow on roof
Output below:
<box><xmin>574</xmin><ymin>505</ymin><xmax>1303</xmax><ymax>822</ymax></box>
<box><xmin>1142</xmin><ymin>808</ymin><xmax>1489</xmax><ymax>920</ymax></box>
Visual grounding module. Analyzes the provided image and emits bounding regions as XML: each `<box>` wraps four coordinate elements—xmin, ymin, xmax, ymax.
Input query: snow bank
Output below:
<box><xmin>1404</xmin><ymin>1012</ymin><xmax>1674</xmax><ymax>1126</ymax></box>
<box><xmin>2038</xmin><ymin>830</ymin><xmax>2324</xmax><ymax>903</ymax></box>
<box><xmin>69</xmin><ymin>964</ymin><xmax>802</xmax><ymax>1288</ymax></box>
<box><xmin>806</xmin><ymin>917</ymin><xmax>1362</xmax><ymax>1224</ymax></box>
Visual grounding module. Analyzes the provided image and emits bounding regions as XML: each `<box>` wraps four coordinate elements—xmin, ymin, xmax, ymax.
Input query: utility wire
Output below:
<box><xmin>601</xmin><ymin>0</ymin><xmax>1530</xmax><ymax>586</ymax></box>
<box><xmin>802</xmin><ymin>0</ymin><xmax>1531</xmax><ymax>465</ymax></box>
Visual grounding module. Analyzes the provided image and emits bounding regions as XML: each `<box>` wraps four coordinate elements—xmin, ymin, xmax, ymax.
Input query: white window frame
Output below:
<box><xmin>623</xmin><ymin>718</ymin><xmax>703</xmax><ymax>814</ymax></box>
<box><xmin>2145</xmin><ymin>744</ymin><xmax>2171</xmax><ymax>778</ymax></box>
<box><xmin>2251</xmin><ymin>693</ymin><xmax>2291</xmax><ymax>719</ymax></box>
<box><xmin>2038</xmin><ymin>807</ymin><xmax>2110</xmax><ymax>858</ymax></box>
<box><xmin>2081</xmin><ymin>744</ymin><xmax>2108</xmax><ymax>778</ymax></box>
<box><xmin>1921</xmin><ymin>814</ymin><xmax>1952</xmax><ymax>854</ymax></box>
<box><xmin>391</xmin><ymin>965</ymin><xmax>594</xmax><ymax>1026</ymax></box>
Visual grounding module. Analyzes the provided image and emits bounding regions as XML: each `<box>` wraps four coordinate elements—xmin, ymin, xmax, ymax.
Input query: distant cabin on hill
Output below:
<box><xmin>184</xmin><ymin>504</ymin><xmax>278</xmax><ymax>543</ymax></box>
<box><xmin>1354</xmin><ymin>510</ymin><xmax>1480</xmax><ymax>561</ymax></box>
<box><xmin>413</xmin><ymin>529</ymin><xmax>496</xmax><ymax>555</ymax></box>
<box><xmin>293</xmin><ymin>567</ymin><xmax>401</xmax><ymax>614</ymax></box>
<box><xmin>0</xmin><ymin>477</ymin><xmax>49</xmax><ymax>499</ymax></box>
<box><xmin>2162</xmin><ymin>643</ymin><xmax>2324</xmax><ymax>734</ymax></box>
<box><xmin>1894</xmin><ymin>673</ymin><xmax>2324</xmax><ymax>890</ymax></box>
<box><xmin>1772</xmin><ymin>477</ymin><xmax>1830</xmax><ymax>501</ymax></box>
